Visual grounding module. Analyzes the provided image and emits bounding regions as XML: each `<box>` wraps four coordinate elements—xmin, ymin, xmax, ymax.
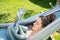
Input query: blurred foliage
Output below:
<box><xmin>53</xmin><ymin>33</ymin><xmax>60</xmax><ymax>40</ymax></box>
<box><xmin>23</xmin><ymin>10</ymin><xmax>34</xmax><ymax>19</ymax></box>
<box><xmin>46</xmin><ymin>37</ymin><xmax>52</xmax><ymax>40</ymax></box>
<box><xmin>0</xmin><ymin>0</ymin><xmax>56</xmax><ymax>23</ymax></box>
<box><xmin>29</xmin><ymin>0</ymin><xmax>56</xmax><ymax>8</ymax></box>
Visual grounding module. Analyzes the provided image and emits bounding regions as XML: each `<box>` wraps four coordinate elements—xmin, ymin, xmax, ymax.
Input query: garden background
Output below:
<box><xmin>0</xmin><ymin>0</ymin><xmax>60</xmax><ymax>40</ymax></box>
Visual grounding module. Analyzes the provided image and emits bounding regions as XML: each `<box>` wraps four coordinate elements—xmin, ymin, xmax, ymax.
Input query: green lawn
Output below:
<box><xmin>53</xmin><ymin>33</ymin><xmax>60</xmax><ymax>40</ymax></box>
<box><xmin>0</xmin><ymin>0</ymin><xmax>56</xmax><ymax>23</ymax></box>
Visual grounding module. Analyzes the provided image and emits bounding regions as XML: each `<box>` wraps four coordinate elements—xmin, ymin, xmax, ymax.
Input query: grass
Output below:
<box><xmin>46</xmin><ymin>32</ymin><xmax>60</xmax><ymax>40</ymax></box>
<box><xmin>53</xmin><ymin>33</ymin><xmax>60</xmax><ymax>40</ymax></box>
<box><xmin>0</xmin><ymin>0</ymin><xmax>56</xmax><ymax>23</ymax></box>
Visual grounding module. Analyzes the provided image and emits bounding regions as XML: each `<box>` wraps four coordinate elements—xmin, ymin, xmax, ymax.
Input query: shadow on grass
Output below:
<box><xmin>23</xmin><ymin>10</ymin><xmax>34</xmax><ymax>19</ymax></box>
<box><xmin>29</xmin><ymin>0</ymin><xmax>56</xmax><ymax>9</ymax></box>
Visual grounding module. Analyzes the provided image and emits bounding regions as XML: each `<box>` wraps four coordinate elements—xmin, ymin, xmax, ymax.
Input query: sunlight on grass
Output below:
<box><xmin>0</xmin><ymin>0</ymin><xmax>50</xmax><ymax>23</ymax></box>
<box><xmin>53</xmin><ymin>33</ymin><xmax>60</xmax><ymax>40</ymax></box>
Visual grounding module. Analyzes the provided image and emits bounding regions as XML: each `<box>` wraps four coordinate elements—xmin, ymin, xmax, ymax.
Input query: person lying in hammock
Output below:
<box><xmin>12</xmin><ymin>13</ymin><xmax>55</xmax><ymax>40</ymax></box>
<box><xmin>26</xmin><ymin>13</ymin><xmax>55</xmax><ymax>38</ymax></box>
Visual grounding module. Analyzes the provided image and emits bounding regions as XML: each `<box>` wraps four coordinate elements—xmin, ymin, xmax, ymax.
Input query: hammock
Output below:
<box><xmin>0</xmin><ymin>5</ymin><xmax>60</xmax><ymax>40</ymax></box>
<box><xmin>28</xmin><ymin>18</ymin><xmax>60</xmax><ymax>40</ymax></box>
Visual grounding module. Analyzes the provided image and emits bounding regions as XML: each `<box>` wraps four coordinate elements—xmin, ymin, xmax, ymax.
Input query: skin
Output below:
<box><xmin>32</xmin><ymin>17</ymin><xmax>43</xmax><ymax>33</ymax></box>
<box><xmin>27</xmin><ymin>17</ymin><xmax>43</xmax><ymax>38</ymax></box>
<box><xmin>26</xmin><ymin>13</ymin><xmax>55</xmax><ymax>38</ymax></box>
